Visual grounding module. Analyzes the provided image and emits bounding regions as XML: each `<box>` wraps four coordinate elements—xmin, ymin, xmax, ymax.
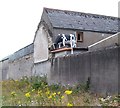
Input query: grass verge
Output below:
<box><xmin>1</xmin><ymin>76</ymin><xmax>119</xmax><ymax>106</ymax></box>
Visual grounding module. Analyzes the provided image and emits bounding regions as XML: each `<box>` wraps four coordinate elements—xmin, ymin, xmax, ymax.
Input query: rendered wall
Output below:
<box><xmin>49</xmin><ymin>46</ymin><xmax>119</xmax><ymax>95</ymax></box>
<box><xmin>34</xmin><ymin>25</ymin><xmax>49</xmax><ymax>63</ymax></box>
<box><xmin>34</xmin><ymin>24</ymin><xmax>52</xmax><ymax>63</ymax></box>
<box><xmin>88</xmin><ymin>33</ymin><xmax>120</xmax><ymax>51</ymax></box>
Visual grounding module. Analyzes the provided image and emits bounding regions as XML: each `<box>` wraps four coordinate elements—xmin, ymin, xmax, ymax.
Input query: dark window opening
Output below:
<box><xmin>77</xmin><ymin>32</ymin><xmax>83</xmax><ymax>42</ymax></box>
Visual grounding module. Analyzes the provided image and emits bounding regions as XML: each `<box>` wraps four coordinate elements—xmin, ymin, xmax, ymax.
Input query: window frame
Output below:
<box><xmin>76</xmin><ymin>32</ymin><xmax>83</xmax><ymax>42</ymax></box>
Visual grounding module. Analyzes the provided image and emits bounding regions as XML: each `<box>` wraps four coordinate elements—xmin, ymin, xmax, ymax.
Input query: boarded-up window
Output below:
<box><xmin>76</xmin><ymin>32</ymin><xmax>83</xmax><ymax>42</ymax></box>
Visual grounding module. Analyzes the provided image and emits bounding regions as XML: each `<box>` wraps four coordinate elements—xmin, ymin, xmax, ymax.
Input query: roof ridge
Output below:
<box><xmin>44</xmin><ymin>7</ymin><xmax>119</xmax><ymax>19</ymax></box>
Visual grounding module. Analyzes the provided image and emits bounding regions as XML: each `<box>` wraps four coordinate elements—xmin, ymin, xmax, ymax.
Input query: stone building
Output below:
<box><xmin>33</xmin><ymin>8</ymin><xmax>119</xmax><ymax>77</ymax></box>
<box><xmin>34</xmin><ymin>8</ymin><xmax>119</xmax><ymax>60</ymax></box>
<box><xmin>0</xmin><ymin>8</ymin><xmax>120</xmax><ymax>95</ymax></box>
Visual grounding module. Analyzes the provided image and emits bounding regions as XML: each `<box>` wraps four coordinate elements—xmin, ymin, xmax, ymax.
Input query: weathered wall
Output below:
<box><xmin>1</xmin><ymin>43</ymin><xmax>34</xmax><ymax>80</ymax></box>
<box><xmin>1</xmin><ymin>59</ymin><xmax>9</xmax><ymax>80</ymax></box>
<box><xmin>90</xmin><ymin>47</ymin><xmax>119</xmax><ymax>95</ymax></box>
<box><xmin>53</xmin><ymin>28</ymin><xmax>113</xmax><ymax>47</ymax></box>
<box><xmin>34</xmin><ymin>24</ymin><xmax>52</xmax><ymax>63</ymax></box>
<box><xmin>8</xmin><ymin>53</ymin><xmax>34</xmax><ymax>80</ymax></box>
<box><xmin>0</xmin><ymin>61</ymin><xmax>2</xmax><ymax>81</ymax></box>
<box><xmin>49</xmin><ymin>52</ymin><xmax>90</xmax><ymax>85</ymax></box>
<box><xmin>34</xmin><ymin>24</ymin><xmax>49</xmax><ymax>63</ymax></box>
<box><xmin>82</xmin><ymin>32</ymin><xmax>113</xmax><ymax>47</ymax></box>
<box><xmin>33</xmin><ymin>60</ymin><xmax>51</xmax><ymax>78</ymax></box>
<box><xmin>118</xmin><ymin>33</ymin><xmax>120</xmax><ymax>45</ymax></box>
<box><xmin>49</xmin><ymin>46</ymin><xmax>119</xmax><ymax>95</ymax></box>
<box><xmin>119</xmin><ymin>45</ymin><xmax>120</xmax><ymax>94</ymax></box>
<box><xmin>88</xmin><ymin>33</ymin><xmax>120</xmax><ymax>51</ymax></box>
<box><xmin>0</xmin><ymin>60</ymin><xmax>1</xmax><ymax>107</ymax></box>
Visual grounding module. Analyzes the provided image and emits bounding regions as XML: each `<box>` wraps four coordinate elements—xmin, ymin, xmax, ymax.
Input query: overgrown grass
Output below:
<box><xmin>1</xmin><ymin>76</ymin><xmax>119</xmax><ymax>106</ymax></box>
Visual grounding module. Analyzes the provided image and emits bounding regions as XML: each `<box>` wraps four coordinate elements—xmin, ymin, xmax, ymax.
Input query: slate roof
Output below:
<box><xmin>9</xmin><ymin>43</ymin><xmax>34</xmax><ymax>61</ymax></box>
<box><xmin>44</xmin><ymin>8</ymin><xmax>119</xmax><ymax>33</ymax></box>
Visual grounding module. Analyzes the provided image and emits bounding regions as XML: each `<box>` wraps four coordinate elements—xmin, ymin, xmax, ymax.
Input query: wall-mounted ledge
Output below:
<box><xmin>51</xmin><ymin>47</ymin><xmax>88</xmax><ymax>53</ymax></box>
<box><xmin>51</xmin><ymin>47</ymin><xmax>88</xmax><ymax>58</ymax></box>
<box><xmin>51</xmin><ymin>47</ymin><xmax>72</xmax><ymax>53</ymax></box>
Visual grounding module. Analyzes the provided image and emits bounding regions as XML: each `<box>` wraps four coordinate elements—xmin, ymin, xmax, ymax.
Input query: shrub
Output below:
<box><xmin>30</xmin><ymin>76</ymin><xmax>48</xmax><ymax>90</ymax></box>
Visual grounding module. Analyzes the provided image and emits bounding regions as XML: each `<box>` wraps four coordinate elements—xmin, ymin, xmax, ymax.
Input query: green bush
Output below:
<box><xmin>30</xmin><ymin>76</ymin><xmax>48</xmax><ymax>90</ymax></box>
<box><xmin>49</xmin><ymin>84</ymin><xmax>61</xmax><ymax>91</ymax></box>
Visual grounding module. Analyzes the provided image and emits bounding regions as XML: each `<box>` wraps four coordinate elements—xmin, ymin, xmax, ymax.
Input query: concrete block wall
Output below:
<box><xmin>49</xmin><ymin>52</ymin><xmax>90</xmax><ymax>85</ymax></box>
<box><xmin>90</xmin><ymin>46</ymin><xmax>119</xmax><ymax>95</ymax></box>
<box><xmin>49</xmin><ymin>46</ymin><xmax>119</xmax><ymax>95</ymax></box>
<box><xmin>33</xmin><ymin>60</ymin><xmax>51</xmax><ymax>78</ymax></box>
<box><xmin>119</xmin><ymin>46</ymin><xmax>120</xmax><ymax>94</ymax></box>
<box><xmin>1</xmin><ymin>43</ymin><xmax>119</xmax><ymax>95</ymax></box>
<box><xmin>119</xmin><ymin>33</ymin><xmax>120</xmax><ymax>45</ymax></box>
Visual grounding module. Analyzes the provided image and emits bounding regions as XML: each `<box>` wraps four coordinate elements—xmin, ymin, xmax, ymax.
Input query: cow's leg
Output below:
<box><xmin>58</xmin><ymin>43</ymin><xmax>61</xmax><ymax>48</ymax></box>
<box><xmin>63</xmin><ymin>39</ymin><xmax>66</xmax><ymax>46</ymax></box>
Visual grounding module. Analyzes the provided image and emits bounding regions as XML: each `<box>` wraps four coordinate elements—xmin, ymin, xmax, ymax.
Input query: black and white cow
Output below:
<box><xmin>53</xmin><ymin>34</ymin><xmax>76</xmax><ymax>49</ymax></box>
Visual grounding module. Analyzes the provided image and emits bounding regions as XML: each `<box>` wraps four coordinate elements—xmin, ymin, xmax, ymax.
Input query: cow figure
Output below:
<box><xmin>70</xmin><ymin>34</ymin><xmax>76</xmax><ymax>48</ymax></box>
<box><xmin>53</xmin><ymin>34</ymin><xmax>76</xmax><ymax>49</ymax></box>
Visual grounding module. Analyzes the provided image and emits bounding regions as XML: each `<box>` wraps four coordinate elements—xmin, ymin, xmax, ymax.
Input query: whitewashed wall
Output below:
<box><xmin>34</xmin><ymin>24</ymin><xmax>52</xmax><ymax>63</ymax></box>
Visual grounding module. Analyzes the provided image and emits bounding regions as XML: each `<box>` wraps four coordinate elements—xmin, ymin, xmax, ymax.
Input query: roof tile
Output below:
<box><xmin>44</xmin><ymin>8</ymin><xmax>119</xmax><ymax>33</ymax></box>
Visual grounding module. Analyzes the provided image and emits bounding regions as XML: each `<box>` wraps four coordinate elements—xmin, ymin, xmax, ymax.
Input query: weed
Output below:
<box><xmin>1</xmin><ymin>76</ymin><xmax>119</xmax><ymax>106</ymax></box>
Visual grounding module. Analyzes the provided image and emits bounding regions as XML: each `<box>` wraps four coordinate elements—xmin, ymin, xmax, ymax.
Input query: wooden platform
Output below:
<box><xmin>51</xmin><ymin>47</ymin><xmax>88</xmax><ymax>53</ymax></box>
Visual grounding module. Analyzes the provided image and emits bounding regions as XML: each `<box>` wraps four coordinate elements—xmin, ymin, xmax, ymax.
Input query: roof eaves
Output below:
<box><xmin>53</xmin><ymin>26</ymin><xmax>117</xmax><ymax>34</ymax></box>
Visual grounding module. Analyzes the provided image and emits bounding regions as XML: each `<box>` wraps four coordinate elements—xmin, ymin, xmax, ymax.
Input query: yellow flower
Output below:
<box><xmin>48</xmin><ymin>95</ymin><xmax>52</xmax><ymax>99</ymax></box>
<box><xmin>32</xmin><ymin>89</ymin><xmax>35</xmax><ymax>92</ymax></box>
<box><xmin>57</xmin><ymin>91</ymin><xmax>61</xmax><ymax>95</ymax></box>
<box><xmin>61</xmin><ymin>96</ymin><xmax>64</xmax><ymax>99</ymax></box>
<box><xmin>46</xmin><ymin>91</ymin><xmax>50</xmax><ymax>95</ymax></box>
<box><xmin>67</xmin><ymin>102</ymin><xmax>73</xmax><ymax>106</ymax></box>
<box><xmin>11</xmin><ymin>91</ymin><xmax>17</xmax><ymax>97</ymax></box>
<box><xmin>38</xmin><ymin>90</ymin><xmax>42</xmax><ymax>95</ymax></box>
<box><xmin>52</xmin><ymin>92</ymin><xmax>56</xmax><ymax>96</ymax></box>
<box><xmin>25</xmin><ymin>92</ymin><xmax>30</xmax><ymax>98</ymax></box>
<box><xmin>65</xmin><ymin>90</ymin><xmax>72</xmax><ymax>95</ymax></box>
